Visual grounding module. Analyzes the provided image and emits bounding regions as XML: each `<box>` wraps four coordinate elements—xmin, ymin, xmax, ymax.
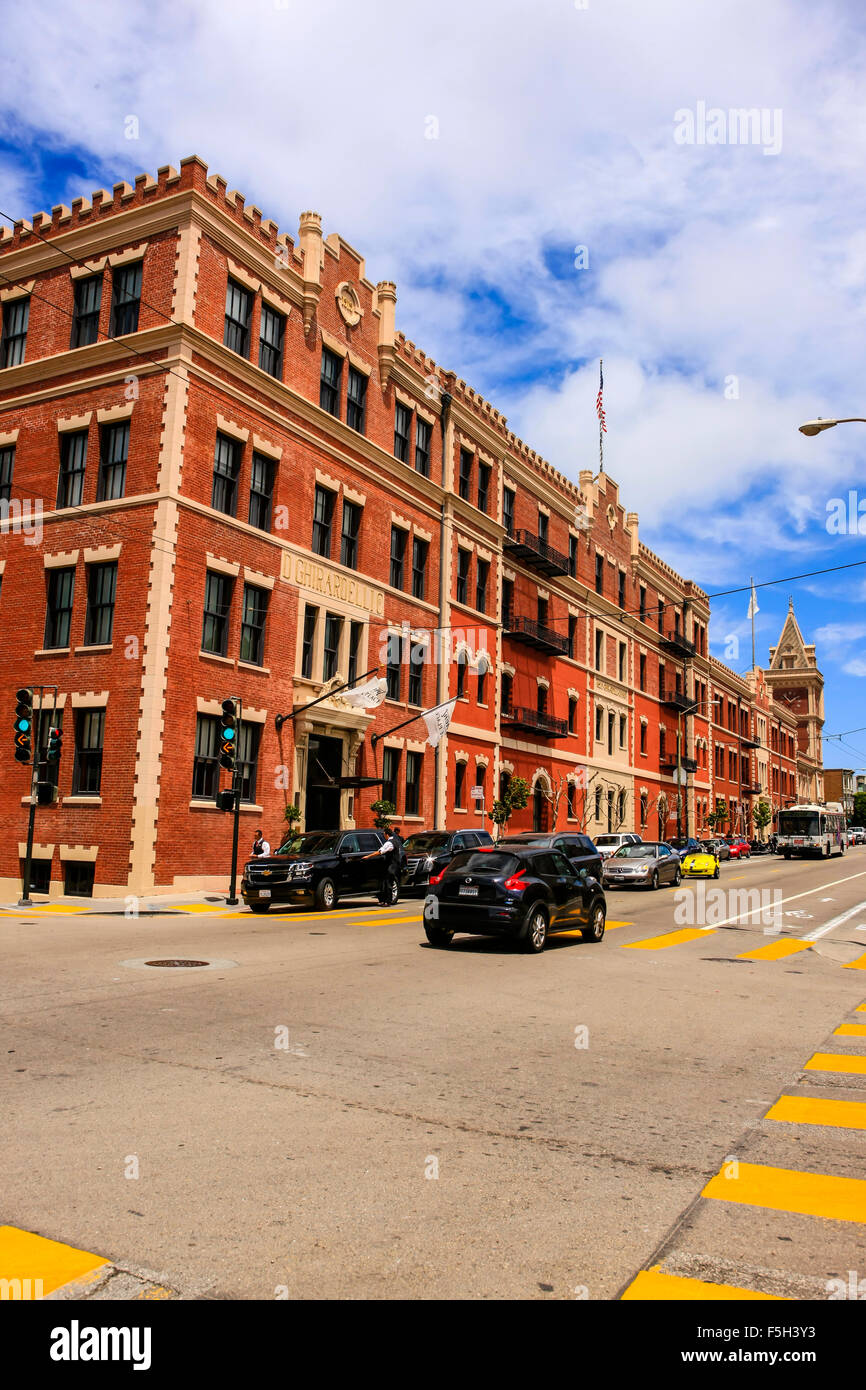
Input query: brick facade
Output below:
<box><xmin>0</xmin><ymin>157</ymin><xmax>817</xmax><ymax>896</ymax></box>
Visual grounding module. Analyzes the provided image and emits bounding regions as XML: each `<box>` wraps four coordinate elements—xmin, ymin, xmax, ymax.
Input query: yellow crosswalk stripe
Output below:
<box><xmin>737</xmin><ymin>939</ymin><xmax>812</xmax><ymax>961</ymax></box>
<box><xmin>621</xmin><ymin>1265</ymin><xmax>786</xmax><ymax>1301</ymax></box>
<box><xmin>834</xmin><ymin>1023</ymin><xmax>866</xmax><ymax>1037</ymax></box>
<box><xmin>622</xmin><ymin>928</ymin><xmax>712</xmax><ymax>951</ymax></box>
<box><xmin>0</xmin><ymin>1225</ymin><xmax>109</xmax><ymax>1297</ymax></box>
<box><xmin>766</xmin><ymin>1094</ymin><xmax>866</xmax><ymax>1130</ymax></box>
<box><xmin>844</xmin><ymin>953</ymin><xmax>866</xmax><ymax>971</ymax></box>
<box><xmin>702</xmin><ymin>1161</ymin><xmax>866</xmax><ymax>1223</ymax></box>
<box><xmin>857</xmin><ymin>1002</ymin><xmax>866</xmax><ymax>1012</ymax></box>
<box><xmin>803</xmin><ymin>1051</ymin><xmax>866</xmax><ymax>1075</ymax></box>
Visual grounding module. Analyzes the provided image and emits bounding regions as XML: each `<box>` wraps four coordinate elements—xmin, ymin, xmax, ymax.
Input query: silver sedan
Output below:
<box><xmin>602</xmin><ymin>842</ymin><xmax>682</xmax><ymax>890</ymax></box>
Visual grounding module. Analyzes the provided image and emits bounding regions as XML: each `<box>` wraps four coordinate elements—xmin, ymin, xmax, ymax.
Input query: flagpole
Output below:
<box><xmin>274</xmin><ymin>667</ymin><xmax>380</xmax><ymax>730</ymax></box>
<box><xmin>598</xmin><ymin>358</ymin><xmax>604</xmax><ymax>473</ymax></box>
<box><xmin>370</xmin><ymin>697</ymin><xmax>456</xmax><ymax>748</ymax></box>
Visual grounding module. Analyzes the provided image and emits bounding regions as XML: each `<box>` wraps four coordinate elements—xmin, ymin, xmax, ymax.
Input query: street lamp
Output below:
<box><xmin>798</xmin><ymin>417</ymin><xmax>866</xmax><ymax>436</ymax></box>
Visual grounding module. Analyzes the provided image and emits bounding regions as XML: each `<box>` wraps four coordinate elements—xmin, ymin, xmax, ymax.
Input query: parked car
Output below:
<box><xmin>726</xmin><ymin>837</ymin><xmax>752</xmax><ymax>860</ymax></box>
<box><xmin>424</xmin><ymin>844</ymin><xmax>606</xmax><ymax>953</ymax></box>
<box><xmin>400</xmin><ymin>828</ymin><xmax>494</xmax><ymax>894</ymax></box>
<box><xmin>749</xmin><ymin>839</ymin><xmax>772</xmax><ymax>854</ymax></box>
<box><xmin>847</xmin><ymin>826</ymin><xmax>865</xmax><ymax>846</ymax></box>
<box><xmin>701</xmin><ymin>838</ymin><xmax>730</xmax><ymax>861</ymax></box>
<box><xmin>667</xmin><ymin>836</ymin><xmax>703</xmax><ymax>857</ymax></box>
<box><xmin>241</xmin><ymin>829</ymin><xmax>395</xmax><ymax>912</ymax></box>
<box><xmin>680</xmin><ymin>845</ymin><xmax>720</xmax><ymax>879</ymax></box>
<box><xmin>593</xmin><ymin>832</ymin><xmax>643</xmax><ymax>860</ymax></box>
<box><xmin>602</xmin><ymin>841</ymin><xmax>682</xmax><ymax>890</ymax></box>
<box><xmin>498</xmin><ymin>831</ymin><xmax>603</xmax><ymax>882</ymax></box>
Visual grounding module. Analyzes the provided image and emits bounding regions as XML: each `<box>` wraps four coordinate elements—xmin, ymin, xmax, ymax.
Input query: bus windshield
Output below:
<box><xmin>779</xmin><ymin>812</ymin><xmax>820</xmax><ymax>837</ymax></box>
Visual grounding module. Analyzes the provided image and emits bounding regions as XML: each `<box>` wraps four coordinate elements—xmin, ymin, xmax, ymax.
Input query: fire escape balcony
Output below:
<box><xmin>502</xmin><ymin>528</ymin><xmax>570</xmax><ymax>577</ymax></box>
<box><xmin>740</xmin><ymin>733</ymin><xmax>761</xmax><ymax>749</ymax></box>
<box><xmin>503</xmin><ymin>614</ymin><xmax>569</xmax><ymax>655</ymax></box>
<box><xmin>501</xmin><ymin>706</ymin><xmax>569</xmax><ymax>738</ymax></box>
<box><xmin>660</xmin><ymin>631</ymin><xmax>697</xmax><ymax>658</ymax></box>
<box><xmin>660</xmin><ymin>753</ymin><xmax>699</xmax><ymax>774</ymax></box>
<box><xmin>662</xmin><ymin>690</ymin><xmax>696</xmax><ymax>713</ymax></box>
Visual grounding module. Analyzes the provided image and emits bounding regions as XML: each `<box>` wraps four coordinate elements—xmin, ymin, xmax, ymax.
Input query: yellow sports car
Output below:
<box><xmin>680</xmin><ymin>848</ymin><xmax>720</xmax><ymax>879</ymax></box>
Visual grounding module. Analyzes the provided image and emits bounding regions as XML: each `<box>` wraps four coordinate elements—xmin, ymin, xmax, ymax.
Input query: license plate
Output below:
<box><xmin>459</xmin><ymin>885</ymin><xmax>478</xmax><ymax>897</ymax></box>
<box><xmin>258</xmin><ymin>889</ymin><xmax>271</xmax><ymax>898</ymax></box>
<box><xmin>794</xmin><ymin>839</ymin><xmax>804</xmax><ymax>846</ymax></box>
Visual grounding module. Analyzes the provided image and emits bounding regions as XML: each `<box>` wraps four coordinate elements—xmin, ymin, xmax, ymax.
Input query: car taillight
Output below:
<box><xmin>430</xmin><ymin>869</ymin><xmax>447</xmax><ymax>885</ymax></box>
<box><xmin>503</xmin><ymin>869</ymin><xmax>527</xmax><ymax>891</ymax></box>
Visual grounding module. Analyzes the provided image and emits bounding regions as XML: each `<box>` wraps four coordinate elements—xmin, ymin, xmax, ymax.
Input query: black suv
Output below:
<box><xmin>401</xmin><ymin>828</ymin><xmax>495</xmax><ymax>894</ymax></box>
<box><xmin>498</xmin><ymin>831</ymin><xmax>602</xmax><ymax>882</ymax></box>
<box><xmin>241</xmin><ymin>829</ymin><xmax>395</xmax><ymax>912</ymax></box>
<box><xmin>425</xmin><ymin>844</ymin><xmax>606</xmax><ymax>953</ymax></box>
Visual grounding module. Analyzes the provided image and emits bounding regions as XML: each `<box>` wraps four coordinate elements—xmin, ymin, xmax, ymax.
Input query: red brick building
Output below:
<box><xmin>0</xmin><ymin>157</ymin><xmax>816</xmax><ymax>896</ymax></box>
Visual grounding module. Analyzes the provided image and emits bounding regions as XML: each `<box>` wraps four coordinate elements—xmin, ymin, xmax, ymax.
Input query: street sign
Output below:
<box><xmin>471</xmin><ymin>786</ymin><xmax>484</xmax><ymax>799</ymax></box>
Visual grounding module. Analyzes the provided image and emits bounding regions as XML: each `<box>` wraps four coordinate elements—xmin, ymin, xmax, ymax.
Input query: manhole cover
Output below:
<box><xmin>145</xmin><ymin>959</ymin><xmax>209</xmax><ymax>968</ymax></box>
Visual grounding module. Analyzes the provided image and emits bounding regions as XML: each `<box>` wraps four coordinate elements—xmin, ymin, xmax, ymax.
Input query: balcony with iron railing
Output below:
<box><xmin>660</xmin><ymin>630</ymin><xmax>697</xmax><ymax>658</ymax></box>
<box><xmin>501</xmin><ymin>705</ymin><xmax>569</xmax><ymax>738</ymax></box>
<box><xmin>503</xmin><ymin>613</ymin><xmax>570</xmax><ymax>655</ymax></box>
<box><xmin>660</xmin><ymin>753</ymin><xmax>699</xmax><ymax>774</ymax></box>
<box><xmin>662</xmin><ymin>690</ymin><xmax>696</xmax><ymax>713</ymax></box>
<box><xmin>503</xmin><ymin>527</ymin><xmax>570</xmax><ymax>577</ymax></box>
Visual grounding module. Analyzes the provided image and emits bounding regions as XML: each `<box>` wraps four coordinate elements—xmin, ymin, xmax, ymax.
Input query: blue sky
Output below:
<box><xmin>2</xmin><ymin>0</ymin><xmax>866</xmax><ymax>768</ymax></box>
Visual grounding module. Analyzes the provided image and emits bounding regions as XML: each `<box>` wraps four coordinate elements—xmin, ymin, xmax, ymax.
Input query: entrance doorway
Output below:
<box><xmin>305</xmin><ymin>734</ymin><xmax>343</xmax><ymax>829</ymax></box>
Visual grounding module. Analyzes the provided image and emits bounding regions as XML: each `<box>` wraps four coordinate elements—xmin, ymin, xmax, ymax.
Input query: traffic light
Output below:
<box><xmin>37</xmin><ymin>781</ymin><xmax>59</xmax><ymax>806</ymax></box>
<box><xmin>219</xmin><ymin>698</ymin><xmax>238</xmax><ymax>771</ymax></box>
<box><xmin>216</xmin><ymin>789</ymin><xmax>236</xmax><ymax>812</ymax></box>
<box><xmin>14</xmin><ymin>688</ymin><xmax>33</xmax><ymax>763</ymax></box>
<box><xmin>45</xmin><ymin>725</ymin><xmax>63</xmax><ymax>764</ymax></box>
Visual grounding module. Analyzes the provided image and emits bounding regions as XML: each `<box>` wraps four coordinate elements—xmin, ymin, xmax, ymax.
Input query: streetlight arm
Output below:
<box><xmin>799</xmin><ymin>417</ymin><xmax>866</xmax><ymax>436</ymax></box>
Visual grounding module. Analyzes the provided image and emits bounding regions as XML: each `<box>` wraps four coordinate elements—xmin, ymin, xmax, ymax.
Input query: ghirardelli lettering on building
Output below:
<box><xmin>281</xmin><ymin>549</ymin><xmax>385</xmax><ymax>616</ymax></box>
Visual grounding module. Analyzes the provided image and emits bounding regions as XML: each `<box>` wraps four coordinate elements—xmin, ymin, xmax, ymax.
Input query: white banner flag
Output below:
<box><xmin>342</xmin><ymin>677</ymin><xmax>387</xmax><ymax>709</ymax></box>
<box><xmin>747</xmin><ymin>583</ymin><xmax>759</xmax><ymax>619</ymax></box>
<box><xmin>423</xmin><ymin>698</ymin><xmax>457</xmax><ymax>748</ymax></box>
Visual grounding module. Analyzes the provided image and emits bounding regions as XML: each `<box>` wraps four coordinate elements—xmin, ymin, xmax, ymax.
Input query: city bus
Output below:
<box><xmin>776</xmin><ymin>803</ymin><xmax>846</xmax><ymax>859</ymax></box>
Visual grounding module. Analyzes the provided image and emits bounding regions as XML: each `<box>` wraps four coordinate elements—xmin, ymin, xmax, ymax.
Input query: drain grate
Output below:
<box><xmin>144</xmin><ymin>959</ymin><xmax>209</xmax><ymax>968</ymax></box>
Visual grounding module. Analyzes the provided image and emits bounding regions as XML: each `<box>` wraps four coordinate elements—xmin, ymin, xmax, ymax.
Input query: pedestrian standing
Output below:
<box><xmin>364</xmin><ymin>829</ymin><xmax>398</xmax><ymax>904</ymax></box>
<box><xmin>252</xmin><ymin>829</ymin><xmax>271</xmax><ymax>857</ymax></box>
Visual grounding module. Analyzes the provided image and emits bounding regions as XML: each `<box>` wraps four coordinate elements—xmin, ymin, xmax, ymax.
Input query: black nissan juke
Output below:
<box><xmin>423</xmin><ymin>844</ymin><xmax>607</xmax><ymax>953</ymax></box>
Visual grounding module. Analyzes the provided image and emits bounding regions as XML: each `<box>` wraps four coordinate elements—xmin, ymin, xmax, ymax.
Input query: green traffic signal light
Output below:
<box><xmin>220</xmin><ymin>698</ymin><xmax>238</xmax><ymax>770</ymax></box>
<box><xmin>14</xmin><ymin>687</ymin><xmax>33</xmax><ymax>763</ymax></box>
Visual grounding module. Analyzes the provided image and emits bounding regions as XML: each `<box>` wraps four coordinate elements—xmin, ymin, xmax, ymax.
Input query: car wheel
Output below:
<box><xmin>314</xmin><ymin>877</ymin><xmax>336</xmax><ymax>911</ymax></box>
<box><xmin>783</xmin><ymin>851</ymin><xmax>791</xmax><ymax>860</ymax></box>
<box><xmin>672</xmin><ymin>866</ymin><xmax>682</xmax><ymax>886</ymax></box>
<box><xmin>521</xmin><ymin>903</ymin><xmax>548</xmax><ymax>953</ymax></box>
<box><xmin>650</xmin><ymin>870</ymin><xmax>659</xmax><ymax>890</ymax></box>
<box><xmin>249</xmin><ymin>903</ymin><xmax>271</xmax><ymax>914</ymax></box>
<box><xmin>424</xmin><ymin>926</ymin><xmax>454</xmax><ymax>948</ymax></box>
<box><xmin>582</xmin><ymin>901</ymin><xmax>606</xmax><ymax>942</ymax></box>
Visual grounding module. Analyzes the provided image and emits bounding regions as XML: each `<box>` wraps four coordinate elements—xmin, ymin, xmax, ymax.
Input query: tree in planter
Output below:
<box><xmin>753</xmin><ymin>799</ymin><xmax>772</xmax><ymax>841</ymax></box>
<box><xmin>370</xmin><ymin>799</ymin><xmax>397</xmax><ymax>831</ymax></box>
<box><xmin>283</xmin><ymin>802</ymin><xmax>301</xmax><ymax>831</ymax></box>
<box><xmin>852</xmin><ymin>790</ymin><xmax>866</xmax><ymax>827</ymax></box>
<box><xmin>490</xmin><ymin>775</ymin><xmax>530</xmax><ymax>840</ymax></box>
<box><xmin>539</xmin><ymin>771</ymin><xmax>568</xmax><ymax>830</ymax></box>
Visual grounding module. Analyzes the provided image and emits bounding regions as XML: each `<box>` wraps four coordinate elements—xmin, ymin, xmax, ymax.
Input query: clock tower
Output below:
<box><xmin>764</xmin><ymin>600</ymin><xmax>825</xmax><ymax>803</ymax></box>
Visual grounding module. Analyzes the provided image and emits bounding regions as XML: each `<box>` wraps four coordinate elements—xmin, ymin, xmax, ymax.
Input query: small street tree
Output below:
<box><xmin>490</xmin><ymin>775</ymin><xmax>530</xmax><ymax>839</ymax></box>
<box><xmin>753</xmin><ymin>799</ymin><xmax>772</xmax><ymax>840</ymax></box>
<box><xmin>370</xmin><ymin>799</ymin><xmax>396</xmax><ymax>831</ymax></box>
<box><xmin>852</xmin><ymin>790</ymin><xmax>866</xmax><ymax>827</ymax></box>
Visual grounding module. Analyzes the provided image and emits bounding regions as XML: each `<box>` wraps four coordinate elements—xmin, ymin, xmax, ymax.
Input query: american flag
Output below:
<box><xmin>596</xmin><ymin>360</ymin><xmax>607</xmax><ymax>433</ymax></box>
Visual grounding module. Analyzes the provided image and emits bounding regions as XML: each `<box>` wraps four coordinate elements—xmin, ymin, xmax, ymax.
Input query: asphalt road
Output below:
<box><xmin>2</xmin><ymin>849</ymin><xmax>866</xmax><ymax>1300</ymax></box>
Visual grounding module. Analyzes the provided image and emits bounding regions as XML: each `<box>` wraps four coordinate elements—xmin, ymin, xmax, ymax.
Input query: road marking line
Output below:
<box><xmin>622</xmin><ymin>928</ymin><xmax>713</xmax><ymax>951</ymax></box>
<box><xmin>834</xmin><ymin>1023</ymin><xmax>866</xmax><ymax>1037</ymax></box>
<box><xmin>845</xmin><ymin>953</ymin><xmax>866</xmax><ymax>971</ymax></box>
<box><xmin>220</xmin><ymin>910</ymin><xmax>421</xmax><ymax>922</ymax></box>
<box><xmin>0</xmin><ymin>1225</ymin><xmax>109</xmax><ymax>1296</ymax></box>
<box><xmin>805</xmin><ymin>900</ymin><xmax>866</xmax><ymax>942</ymax></box>
<box><xmin>857</xmin><ymin>1002</ymin><xmax>866</xmax><ymax>1012</ymax></box>
<box><xmin>0</xmin><ymin>904</ymin><xmax>88</xmax><ymax>914</ymax></box>
<box><xmin>694</xmin><ymin>869</ymin><xmax>866</xmax><ymax>934</ymax></box>
<box><xmin>766</xmin><ymin>1095</ymin><xmax>866</xmax><ymax>1130</ymax></box>
<box><xmin>702</xmin><ymin>1161</ymin><xmax>866</xmax><ymax>1223</ymax></box>
<box><xmin>736</xmin><ymin>939</ymin><xmax>812</xmax><ymax>961</ymax></box>
<box><xmin>803</xmin><ymin>1052</ymin><xmax>866</xmax><ymax>1075</ymax></box>
<box><xmin>621</xmin><ymin>1265</ymin><xmax>786</xmax><ymax>1301</ymax></box>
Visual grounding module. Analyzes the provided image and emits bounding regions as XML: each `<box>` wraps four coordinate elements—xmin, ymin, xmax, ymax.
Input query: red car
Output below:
<box><xmin>726</xmin><ymin>838</ymin><xmax>751</xmax><ymax>859</ymax></box>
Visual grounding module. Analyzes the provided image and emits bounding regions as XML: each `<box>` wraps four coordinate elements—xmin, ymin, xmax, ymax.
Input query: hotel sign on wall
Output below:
<box><xmin>281</xmin><ymin>548</ymin><xmax>385</xmax><ymax>616</ymax></box>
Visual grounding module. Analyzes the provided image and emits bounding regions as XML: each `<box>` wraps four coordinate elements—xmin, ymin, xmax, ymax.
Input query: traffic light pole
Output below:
<box><xmin>18</xmin><ymin>685</ymin><xmax>56</xmax><ymax>907</ymax></box>
<box><xmin>226</xmin><ymin>696</ymin><xmax>243</xmax><ymax>906</ymax></box>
